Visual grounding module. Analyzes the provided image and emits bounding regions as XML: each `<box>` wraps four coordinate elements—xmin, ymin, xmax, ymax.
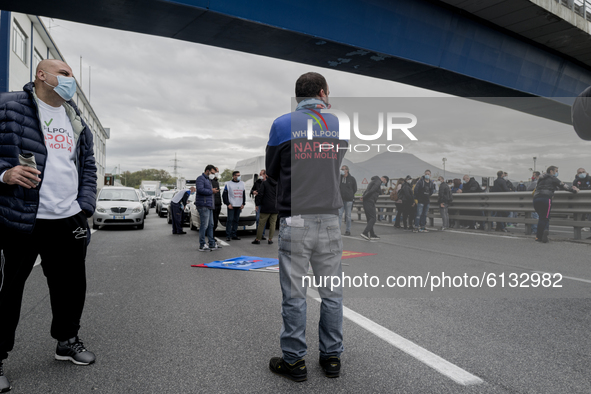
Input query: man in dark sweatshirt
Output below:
<box><xmin>413</xmin><ymin>170</ymin><xmax>435</xmax><ymax>233</ymax></box>
<box><xmin>360</xmin><ymin>175</ymin><xmax>388</xmax><ymax>240</ymax></box>
<box><xmin>491</xmin><ymin>170</ymin><xmax>510</xmax><ymax>232</ymax></box>
<box><xmin>338</xmin><ymin>165</ymin><xmax>357</xmax><ymax>236</ymax></box>
<box><xmin>266</xmin><ymin>72</ymin><xmax>347</xmax><ymax>381</ymax></box>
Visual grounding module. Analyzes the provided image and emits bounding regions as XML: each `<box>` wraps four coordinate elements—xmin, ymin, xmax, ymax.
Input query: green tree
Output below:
<box><xmin>119</xmin><ymin>169</ymin><xmax>177</xmax><ymax>189</ymax></box>
<box><xmin>219</xmin><ymin>168</ymin><xmax>233</xmax><ymax>182</ymax></box>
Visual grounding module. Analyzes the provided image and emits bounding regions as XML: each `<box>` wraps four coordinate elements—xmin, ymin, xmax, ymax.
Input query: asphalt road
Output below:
<box><xmin>4</xmin><ymin>213</ymin><xmax>591</xmax><ymax>393</ymax></box>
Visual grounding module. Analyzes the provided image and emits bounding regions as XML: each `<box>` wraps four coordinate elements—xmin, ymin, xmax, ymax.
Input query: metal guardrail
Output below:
<box><xmin>353</xmin><ymin>191</ymin><xmax>591</xmax><ymax>240</ymax></box>
<box><xmin>558</xmin><ymin>0</ymin><xmax>591</xmax><ymax>22</ymax></box>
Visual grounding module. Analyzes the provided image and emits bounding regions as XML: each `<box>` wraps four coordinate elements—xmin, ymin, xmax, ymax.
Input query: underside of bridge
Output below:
<box><xmin>2</xmin><ymin>0</ymin><xmax>591</xmax><ymax>124</ymax></box>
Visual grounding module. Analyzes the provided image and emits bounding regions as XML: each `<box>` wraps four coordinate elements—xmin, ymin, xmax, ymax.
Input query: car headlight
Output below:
<box><xmin>132</xmin><ymin>207</ymin><xmax>142</xmax><ymax>213</ymax></box>
<box><xmin>96</xmin><ymin>206</ymin><xmax>106</xmax><ymax>213</ymax></box>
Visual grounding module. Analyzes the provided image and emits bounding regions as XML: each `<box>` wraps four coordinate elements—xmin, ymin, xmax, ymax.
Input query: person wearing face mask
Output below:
<box><xmin>196</xmin><ymin>164</ymin><xmax>219</xmax><ymax>251</ymax></box>
<box><xmin>252</xmin><ymin>170</ymin><xmax>268</xmax><ymax>240</ymax></box>
<box><xmin>338</xmin><ymin>165</ymin><xmax>357</xmax><ymax>236</ymax></box>
<box><xmin>0</xmin><ymin>59</ymin><xmax>98</xmax><ymax>391</ymax></box>
<box><xmin>533</xmin><ymin>166</ymin><xmax>579</xmax><ymax>242</ymax></box>
<box><xmin>412</xmin><ymin>170</ymin><xmax>435</xmax><ymax>233</ymax></box>
<box><xmin>571</xmin><ymin>168</ymin><xmax>591</xmax><ymax>232</ymax></box>
<box><xmin>211</xmin><ymin>167</ymin><xmax>223</xmax><ymax>234</ymax></box>
<box><xmin>222</xmin><ymin>171</ymin><xmax>246</xmax><ymax>241</ymax></box>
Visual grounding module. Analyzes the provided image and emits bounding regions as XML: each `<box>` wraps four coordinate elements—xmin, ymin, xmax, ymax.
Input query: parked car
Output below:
<box><xmin>157</xmin><ymin>190</ymin><xmax>176</xmax><ymax>217</ymax></box>
<box><xmin>167</xmin><ymin>193</ymin><xmax>193</xmax><ymax>225</ymax></box>
<box><xmin>188</xmin><ymin>188</ymin><xmax>257</xmax><ymax>233</ymax></box>
<box><xmin>138</xmin><ymin>188</ymin><xmax>150</xmax><ymax>218</ymax></box>
<box><xmin>93</xmin><ymin>186</ymin><xmax>145</xmax><ymax>230</ymax></box>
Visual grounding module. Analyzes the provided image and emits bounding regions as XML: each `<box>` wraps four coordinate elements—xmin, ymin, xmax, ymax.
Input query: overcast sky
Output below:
<box><xmin>42</xmin><ymin>18</ymin><xmax>591</xmax><ymax>182</ymax></box>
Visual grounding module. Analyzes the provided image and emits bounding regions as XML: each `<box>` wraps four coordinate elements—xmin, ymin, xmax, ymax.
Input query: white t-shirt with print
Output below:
<box><xmin>36</xmin><ymin>99</ymin><xmax>81</xmax><ymax>219</ymax></box>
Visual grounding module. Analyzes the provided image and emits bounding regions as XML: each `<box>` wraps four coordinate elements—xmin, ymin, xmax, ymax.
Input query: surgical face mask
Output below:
<box><xmin>503</xmin><ymin>176</ymin><xmax>508</xmax><ymax>180</ymax></box>
<box><xmin>406</xmin><ymin>179</ymin><xmax>412</xmax><ymax>184</ymax></box>
<box><xmin>42</xmin><ymin>70</ymin><xmax>76</xmax><ymax>101</ymax></box>
<box><xmin>340</xmin><ymin>170</ymin><xmax>345</xmax><ymax>175</ymax></box>
<box><xmin>579</xmin><ymin>173</ymin><xmax>586</xmax><ymax>178</ymax></box>
<box><xmin>462</xmin><ymin>180</ymin><xmax>467</xmax><ymax>184</ymax></box>
<box><xmin>554</xmin><ymin>172</ymin><xmax>559</xmax><ymax>177</ymax></box>
<box><xmin>424</xmin><ymin>174</ymin><xmax>430</xmax><ymax>180</ymax></box>
<box><xmin>236</xmin><ymin>176</ymin><xmax>241</xmax><ymax>181</ymax></box>
<box><xmin>209</xmin><ymin>173</ymin><xmax>215</xmax><ymax>180</ymax></box>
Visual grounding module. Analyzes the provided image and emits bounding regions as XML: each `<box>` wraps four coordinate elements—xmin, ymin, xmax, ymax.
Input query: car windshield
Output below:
<box><xmin>99</xmin><ymin>189</ymin><xmax>139</xmax><ymax>201</ymax></box>
<box><xmin>145</xmin><ymin>190</ymin><xmax>156</xmax><ymax>196</ymax></box>
<box><xmin>162</xmin><ymin>191</ymin><xmax>175</xmax><ymax>199</ymax></box>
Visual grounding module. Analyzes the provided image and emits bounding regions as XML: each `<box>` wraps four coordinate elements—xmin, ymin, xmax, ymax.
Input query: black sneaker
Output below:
<box><xmin>360</xmin><ymin>233</ymin><xmax>370</xmax><ymax>240</ymax></box>
<box><xmin>0</xmin><ymin>361</ymin><xmax>11</xmax><ymax>393</ymax></box>
<box><xmin>231</xmin><ymin>236</ymin><xmax>241</xmax><ymax>240</ymax></box>
<box><xmin>269</xmin><ymin>357</ymin><xmax>307</xmax><ymax>382</ymax></box>
<box><xmin>226</xmin><ymin>237</ymin><xmax>231</xmax><ymax>241</ymax></box>
<box><xmin>542</xmin><ymin>230</ymin><xmax>549</xmax><ymax>243</ymax></box>
<box><xmin>319</xmin><ymin>356</ymin><xmax>341</xmax><ymax>378</ymax></box>
<box><xmin>198</xmin><ymin>245</ymin><xmax>210</xmax><ymax>252</ymax></box>
<box><xmin>344</xmin><ymin>231</ymin><xmax>351</xmax><ymax>236</ymax></box>
<box><xmin>268</xmin><ymin>240</ymin><xmax>273</xmax><ymax>245</ymax></box>
<box><xmin>252</xmin><ymin>239</ymin><xmax>260</xmax><ymax>244</ymax></box>
<box><xmin>55</xmin><ymin>337</ymin><xmax>96</xmax><ymax>365</ymax></box>
<box><xmin>369</xmin><ymin>234</ymin><xmax>380</xmax><ymax>240</ymax></box>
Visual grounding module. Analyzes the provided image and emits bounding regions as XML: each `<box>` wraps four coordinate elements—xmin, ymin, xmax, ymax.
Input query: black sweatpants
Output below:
<box><xmin>0</xmin><ymin>211</ymin><xmax>89</xmax><ymax>360</ymax></box>
<box><xmin>212</xmin><ymin>205</ymin><xmax>221</xmax><ymax>231</ymax></box>
<box><xmin>363</xmin><ymin>199</ymin><xmax>377</xmax><ymax>235</ymax></box>
<box><xmin>171</xmin><ymin>202</ymin><xmax>183</xmax><ymax>234</ymax></box>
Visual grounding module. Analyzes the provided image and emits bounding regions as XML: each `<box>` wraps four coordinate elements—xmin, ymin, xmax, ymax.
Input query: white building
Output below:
<box><xmin>0</xmin><ymin>11</ymin><xmax>110</xmax><ymax>188</ymax></box>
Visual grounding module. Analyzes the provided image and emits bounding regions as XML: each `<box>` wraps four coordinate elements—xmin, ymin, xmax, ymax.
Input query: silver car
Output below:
<box><xmin>157</xmin><ymin>190</ymin><xmax>176</xmax><ymax>217</ymax></box>
<box><xmin>93</xmin><ymin>186</ymin><xmax>145</xmax><ymax>230</ymax></box>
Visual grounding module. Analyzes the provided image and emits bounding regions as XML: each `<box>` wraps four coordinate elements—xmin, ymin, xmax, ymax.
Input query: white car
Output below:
<box><xmin>189</xmin><ymin>191</ymin><xmax>257</xmax><ymax>232</ymax></box>
<box><xmin>158</xmin><ymin>190</ymin><xmax>176</xmax><ymax>217</ymax></box>
<box><xmin>93</xmin><ymin>186</ymin><xmax>145</xmax><ymax>230</ymax></box>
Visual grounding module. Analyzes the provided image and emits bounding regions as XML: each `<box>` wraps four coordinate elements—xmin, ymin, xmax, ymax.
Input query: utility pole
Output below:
<box><xmin>442</xmin><ymin>158</ymin><xmax>447</xmax><ymax>178</ymax></box>
<box><xmin>170</xmin><ymin>153</ymin><xmax>181</xmax><ymax>179</ymax></box>
<box><xmin>533</xmin><ymin>157</ymin><xmax>537</xmax><ymax>173</ymax></box>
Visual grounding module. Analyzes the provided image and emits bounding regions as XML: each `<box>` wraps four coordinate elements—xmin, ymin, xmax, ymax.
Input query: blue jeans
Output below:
<box><xmin>226</xmin><ymin>207</ymin><xmax>241</xmax><ymax>238</ymax></box>
<box><xmin>198</xmin><ymin>207</ymin><xmax>215</xmax><ymax>248</ymax></box>
<box><xmin>531</xmin><ymin>211</ymin><xmax>539</xmax><ymax>233</ymax></box>
<box><xmin>278</xmin><ymin>215</ymin><xmax>344</xmax><ymax>364</ymax></box>
<box><xmin>255</xmin><ymin>207</ymin><xmax>266</xmax><ymax>237</ymax></box>
<box><xmin>415</xmin><ymin>202</ymin><xmax>429</xmax><ymax>228</ymax></box>
<box><xmin>338</xmin><ymin>201</ymin><xmax>353</xmax><ymax>233</ymax></box>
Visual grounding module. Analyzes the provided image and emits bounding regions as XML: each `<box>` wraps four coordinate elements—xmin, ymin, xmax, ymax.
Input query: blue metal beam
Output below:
<box><xmin>0</xmin><ymin>11</ymin><xmax>10</xmax><ymax>92</ymax></box>
<box><xmin>1</xmin><ymin>0</ymin><xmax>588</xmax><ymax>123</ymax></box>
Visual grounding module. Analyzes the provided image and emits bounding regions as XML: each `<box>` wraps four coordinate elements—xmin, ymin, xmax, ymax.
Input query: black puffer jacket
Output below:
<box><xmin>257</xmin><ymin>177</ymin><xmax>278</xmax><ymax>214</ymax></box>
<box><xmin>399</xmin><ymin>182</ymin><xmax>414</xmax><ymax>205</ymax></box>
<box><xmin>362</xmin><ymin>176</ymin><xmax>382</xmax><ymax>203</ymax></box>
<box><xmin>463</xmin><ymin>177</ymin><xmax>483</xmax><ymax>193</ymax></box>
<box><xmin>0</xmin><ymin>83</ymin><xmax>97</xmax><ymax>234</ymax></box>
<box><xmin>438</xmin><ymin>182</ymin><xmax>453</xmax><ymax>204</ymax></box>
<box><xmin>533</xmin><ymin>173</ymin><xmax>575</xmax><ymax>199</ymax></box>
<box><xmin>572</xmin><ymin>175</ymin><xmax>591</xmax><ymax>190</ymax></box>
<box><xmin>339</xmin><ymin>174</ymin><xmax>357</xmax><ymax>202</ymax></box>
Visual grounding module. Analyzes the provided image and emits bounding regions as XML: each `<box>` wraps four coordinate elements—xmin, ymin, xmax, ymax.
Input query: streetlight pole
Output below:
<box><xmin>442</xmin><ymin>158</ymin><xmax>447</xmax><ymax>178</ymax></box>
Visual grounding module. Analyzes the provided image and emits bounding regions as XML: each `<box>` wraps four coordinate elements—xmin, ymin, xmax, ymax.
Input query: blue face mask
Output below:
<box><xmin>554</xmin><ymin>172</ymin><xmax>559</xmax><ymax>177</ymax></box>
<box><xmin>340</xmin><ymin>170</ymin><xmax>345</xmax><ymax>175</ymax></box>
<box><xmin>424</xmin><ymin>175</ymin><xmax>430</xmax><ymax>180</ymax></box>
<box><xmin>236</xmin><ymin>176</ymin><xmax>241</xmax><ymax>181</ymax></box>
<box><xmin>579</xmin><ymin>173</ymin><xmax>586</xmax><ymax>178</ymax></box>
<box><xmin>43</xmin><ymin>70</ymin><xmax>76</xmax><ymax>101</ymax></box>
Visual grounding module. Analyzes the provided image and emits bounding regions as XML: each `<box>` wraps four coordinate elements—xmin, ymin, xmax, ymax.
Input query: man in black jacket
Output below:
<box><xmin>573</xmin><ymin>168</ymin><xmax>591</xmax><ymax>190</ymax></box>
<box><xmin>461</xmin><ymin>175</ymin><xmax>484</xmax><ymax>230</ymax></box>
<box><xmin>0</xmin><ymin>59</ymin><xmax>98</xmax><ymax>392</ymax></box>
<box><xmin>438</xmin><ymin>176</ymin><xmax>452</xmax><ymax>230</ymax></box>
<box><xmin>413</xmin><ymin>170</ymin><xmax>435</xmax><ymax>233</ymax></box>
<box><xmin>252</xmin><ymin>170</ymin><xmax>267</xmax><ymax>239</ymax></box>
<box><xmin>491</xmin><ymin>170</ymin><xmax>510</xmax><ymax>232</ymax></box>
<box><xmin>212</xmin><ymin>167</ymin><xmax>223</xmax><ymax>232</ymax></box>
<box><xmin>399</xmin><ymin>175</ymin><xmax>415</xmax><ymax>230</ymax></box>
<box><xmin>252</xmin><ymin>177</ymin><xmax>278</xmax><ymax>244</ymax></box>
<box><xmin>338</xmin><ymin>165</ymin><xmax>357</xmax><ymax>236</ymax></box>
<box><xmin>360</xmin><ymin>175</ymin><xmax>388</xmax><ymax>240</ymax></box>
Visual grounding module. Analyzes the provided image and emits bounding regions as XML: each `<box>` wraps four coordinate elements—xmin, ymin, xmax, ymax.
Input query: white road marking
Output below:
<box><xmin>216</xmin><ymin>237</ymin><xmax>230</xmax><ymax>246</ymax></box>
<box><xmin>307</xmin><ymin>288</ymin><xmax>483</xmax><ymax>386</ymax></box>
<box><xmin>443</xmin><ymin>230</ymin><xmax>517</xmax><ymax>239</ymax></box>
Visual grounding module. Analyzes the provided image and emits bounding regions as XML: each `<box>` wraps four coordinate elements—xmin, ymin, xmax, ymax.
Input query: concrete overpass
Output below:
<box><xmin>2</xmin><ymin>0</ymin><xmax>591</xmax><ymax>124</ymax></box>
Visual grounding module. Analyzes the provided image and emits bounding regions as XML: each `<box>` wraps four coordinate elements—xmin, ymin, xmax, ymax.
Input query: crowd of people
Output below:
<box><xmin>338</xmin><ymin>166</ymin><xmax>590</xmax><ymax>243</ymax></box>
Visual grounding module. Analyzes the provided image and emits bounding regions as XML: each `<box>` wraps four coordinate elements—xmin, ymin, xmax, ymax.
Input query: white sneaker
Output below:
<box><xmin>198</xmin><ymin>245</ymin><xmax>210</xmax><ymax>252</ymax></box>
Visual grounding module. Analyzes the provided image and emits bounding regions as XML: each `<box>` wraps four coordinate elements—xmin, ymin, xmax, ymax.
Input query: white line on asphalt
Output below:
<box><xmin>307</xmin><ymin>288</ymin><xmax>484</xmax><ymax>386</ymax></box>
<box><xmin>216</xmin><ymin>237</ymin><xmax>230</xmax><ymax>246</ymax></box>
<box><xmin>443</xmin><ymin>230</ymin><xmax>517</xmax><ymax>239</ymax></box>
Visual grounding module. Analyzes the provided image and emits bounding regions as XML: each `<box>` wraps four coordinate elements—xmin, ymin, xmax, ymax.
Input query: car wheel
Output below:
<box><xmin>93</xmin><ymin>222</ymin><xmax>100</xmax><ymax>230</ymax></box>
<box><xmin>138</xmin><ymin>222</ymin><xmax>145</xmax><ymax>229</ymax></box>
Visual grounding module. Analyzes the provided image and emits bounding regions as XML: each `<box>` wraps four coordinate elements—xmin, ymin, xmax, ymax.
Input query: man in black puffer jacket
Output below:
<box><xmin>252</xmin><ymin>176</ymin><xmax>279</xmax><ymax>244</ymax></box>
<box><xmin>0</xmin><ymin>60</ymin><xmax>97</xmax><ymax>390</ymax></box>
<box><xmin>361</xmin><ymin>175</ymin><xmax>388</xmax><ymax>240</ymax></box>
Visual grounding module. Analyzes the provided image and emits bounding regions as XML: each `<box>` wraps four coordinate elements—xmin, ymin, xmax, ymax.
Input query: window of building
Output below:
<box><xmin>33</xmin><ymin>48</ymin><xmax>43</xmax><ymax>71</ymax></box>
<box><xmin>12</xmin><ymin>21</ymin><xmax>27</xmax><ymax>63</ymax></box>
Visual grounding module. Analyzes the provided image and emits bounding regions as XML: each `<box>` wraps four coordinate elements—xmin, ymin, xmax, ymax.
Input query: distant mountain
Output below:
<box><xmin>236</xmin><ymin>152</ymin><xmax>481</xmax><ymax>189</ymax></box>
<box><xmin>343</xmin><ymin>152</ymin><xmax>474</xmax><ymax>187</ymax></box>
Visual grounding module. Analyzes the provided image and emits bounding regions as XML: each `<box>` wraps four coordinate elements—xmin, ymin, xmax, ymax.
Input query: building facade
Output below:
<box><xmin>0</xmin><ymin>11</ymin><xmax>109</xmax><ymax>188</ymax></box>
